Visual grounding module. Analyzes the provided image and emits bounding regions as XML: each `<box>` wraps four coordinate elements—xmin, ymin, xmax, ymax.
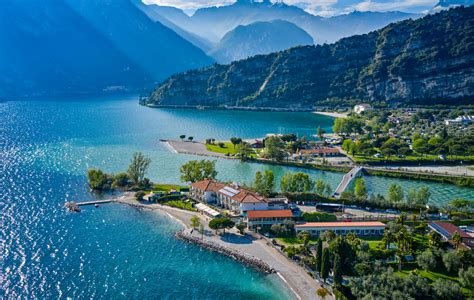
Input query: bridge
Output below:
<box><xmin>333</xmin><ymin>167</ymin><xmax>363</xmax><ymax>198</ymax></box>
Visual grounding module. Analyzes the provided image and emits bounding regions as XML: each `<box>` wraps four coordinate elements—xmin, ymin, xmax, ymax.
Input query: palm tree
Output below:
<box><xmin>396</xmin><ymin>213</ymin><xmax>406</xmax><ymax>226</ymax></box>
<box><xmin>428</xmin><ymin>231</ymin><xmax>442</xmax><ymax>249</ymax></box>
<box><xmin>452</xmin><ymin>232</ymin><xmax>462</xmax><ymax>249</ymax></box>
<box><xmin>395</xmin><ymin>228</ymin><xmax>413</xmax><ymax>271</ymax></box>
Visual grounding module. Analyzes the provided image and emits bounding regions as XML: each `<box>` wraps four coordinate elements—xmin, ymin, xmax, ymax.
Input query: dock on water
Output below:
<box><xmin>65</xmin><ymin>199</ymin><xmax>114</xmax><ymax>212</ymax></box>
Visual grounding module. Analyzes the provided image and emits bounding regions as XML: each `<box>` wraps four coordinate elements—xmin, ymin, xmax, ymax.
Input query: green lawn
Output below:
<box><xmin>163</xmin><ymin>200</ymin><xmax>195</xmax><ymax>211</ymax></box>
<box><xmin>276</xmin><ymin>237</ymin><xmax>319</xmax><ymax>246</ymax></box>
<box><xmin>153</xmin><ymin>183</ymin><xmax>188</xmax><ymax>192</ymax></box>
<box><xmin>205</xmin><ymin>142</ymin><xmax>260</xmax><ymax>157</ymax></box>
<box><xmin>205</xmin><ymin>142</ymin><xmax>239</xmax><ymax>155</ymax></box>
<box><xmin>359</xmin><ymin>236</ymin><xmax>383</xmax><ymax>249</ymax></box>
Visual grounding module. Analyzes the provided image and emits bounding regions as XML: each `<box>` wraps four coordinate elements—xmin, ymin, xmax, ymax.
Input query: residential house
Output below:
<box><xmin>297</xmin><ymin>147</ymin><xmax>342</xmax><ymax>158</ymax></box>
<box><xmin>428</xmin><ymin>222</ymin><xmax>474</xmax><ymax>249</ymax></box>
<box><xmin>354</xmin><ymin>104</ymin><xmax>373</xmax><ymax>114</ymax></box>
<box><xmin>295</xmin><ymin>222</ymin><xmax>386</xmax><ymax>237</ymax></box>
<box><xmin>444</xmin><ymin>116</ymin><xmax>474</xmax><ymax>126</ymax></box>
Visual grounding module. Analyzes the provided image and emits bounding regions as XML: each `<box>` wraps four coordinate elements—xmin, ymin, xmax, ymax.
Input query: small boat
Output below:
<box><xmin>95</xmin><ymin>204</ymin><xmax>99</xmax><ymax>208</ymax></box>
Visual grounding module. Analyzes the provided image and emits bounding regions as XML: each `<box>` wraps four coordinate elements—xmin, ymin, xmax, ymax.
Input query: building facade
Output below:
<box><xmin>295</xmin><ymin>222</ymin><xmax>386</xmax><ymax>237</ymax></box>
<box><xmin>245</xmin><ymin>210</ymin><xmax>293</xmax><ymax>229</ymax></box>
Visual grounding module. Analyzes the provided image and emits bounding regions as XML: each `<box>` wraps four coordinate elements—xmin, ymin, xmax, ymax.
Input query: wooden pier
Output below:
<box><xmin>65</xmin><ymin>199</ymin><xmax>114</xmax><ymax>212</ymax></box>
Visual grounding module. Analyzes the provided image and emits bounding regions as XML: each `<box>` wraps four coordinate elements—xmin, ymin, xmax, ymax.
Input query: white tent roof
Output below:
<box><xmin>195</xmin><ymin>203</ymin><xmax>220</xmax><ymax>217</ymax></box>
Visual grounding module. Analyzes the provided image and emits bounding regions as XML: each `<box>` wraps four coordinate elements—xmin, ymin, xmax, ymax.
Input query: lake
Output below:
<box><xmin>1</xmin><ymin>95</ymin><xmax>472</xmax><ymax>298</ymax></box>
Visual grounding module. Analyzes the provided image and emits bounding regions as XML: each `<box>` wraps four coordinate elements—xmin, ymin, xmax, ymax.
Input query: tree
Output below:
<box><xmin>315</xmin><ymin>239</ymin><xmax>323</xmax><ymax>274</ymax></box>
<box><xmin>354</xmin><ymin>178</ymin><xmax>368</xmax><ymax>200</ymax></box>
<box><xmin>280</xmin><ymin>172</ymin><xmax>314</xmax><ymax>193</ymax></box>
<box><xmin>230</xmin><ymin>137</ymin><xmax>242</xmax><ymax>148</ymax></box>
<box><xmin>180</xmin><ymin>160</ymin><xmax>217</xmax><ymax>183</ymax></box>
<box><xmin>264</xmin><ymin>136</ymin><xmax>285</xmax><ymax>161</ymax></box>
<box><xmin>180</xmin><ymin>135</ymin><xmax>186</xmax><ymax>141</ymax></box>
<box><xmin>188</xmin><ymin>136</ymin><xmax>194</xmax><ymax>142</ymax></box>
<box><xmin>416</xmin><ymin>187</ymin><xmax>431</xmax><ymax>205</ymax></box>
<box><xmin>443</xmin><ymin>251</ymin><xmax>460</xmax><ymax>273</ymax></box>
<box><xmin>459</xmin><ymin>266</ymin><xmax>474</xmax><ymax>289</ymax></box>
<box><xmin>236</xmin><ymin>222</ymin><xmax>246</xmax><ymax>235</ymax></box>
<box><xmin>112</xmin><ymin>172</ymin><xmax>130</xmax><ymax>188</ymax></box>
<box><xmin>316</xmin><ymin>288</ymin><xmax>329</xmax><ymax>300</ymax></box>
<box><xmin>412</xmin><ymin>138</ymin><xmax>430</xmax><ymax>156</ymax></box>
<box><xmin>209</xmin><ymin>219</ymin><xmax>220</xmax><ymax>234</ymax></box>
<box><xmin>135</xmin><ymin>191</ymin><xmax>145</xmax><ymax>201</ymax></box>
<box><xmin>298</xmin><ymin>231</ymin><xmax>311</xmax><ymax>248</ymax></box>
<box><xmin>333</xmin><ymin>254</ymin><xmax>343</xmax><ymax>288</ymax></box>
<box><xmin>317</xmin><ymin>126</ymin><xmax>326</xmax><ymax>141</ymax></box>
<box><xmin>315</xmin><ymin>179</ymin><xmax>326</xmax><ymax>196</ymax></box>
<box><xmin>452</xmin><ymin>232</ymin><xmax>462</xmax><ymax>249</ymax></box>
<box><xmin>236</xmin><ymin>142</ymin><xmax>252</xmax><ymax>160</ymax></box>
<box><xmin>321</xmin><ymin>248</ymin><xmax>330</xmax><ymax>282</ymax></box>
<box><xmin>220</xmin><ymin>218</ymin><xmax>235</xmax><ymax>234</ymax></box>
<box><xmin>127</xmin><ymin>152</ymin><xmax>151</xmax><ymax>185</ymax></box>
<box><xmin>395</xmin><ymin>227</ymin><xmax>413</xmax><ymax>271</ymax></box>
<box><xmin>406</xmin><ymin>188</ymin><xmax>418</xmax><ymax>204</ymax></box>
<box><xmin>417</xmin><ymin>250</ymin><xmax>437</xmax><ymax>271</ymax></box>
<box><xmin>429</xmin><ymin>231</ymin><xmax>443</xmax><ymax>249</ymax></box>
<box><xmin>387</xmin><ymin>184</ymin><xmax>404</xmax><ymax>202</ymax></box>
<box><xmin>190</xmin><ymin>215</ymin><xmax>200</xmax><ymax>229</ymax></box>
<box><xmin>253</xmin><ymin>171</ymin><xmax>264</xmax><ymax>195</ymax></box>
<box><xmin>432</xmin><ymin>279</ymin><xmax>462</xmax><ymax>300</ymax></box>
<box><xmin>263</xmin><ymin>170</ymin><xmax>274</xmax><ymax>197</ymax></box>
<box><xmin>87</xmin><ymin>169</ymin><xmax>111</xmax><ymax>190</ymax></box>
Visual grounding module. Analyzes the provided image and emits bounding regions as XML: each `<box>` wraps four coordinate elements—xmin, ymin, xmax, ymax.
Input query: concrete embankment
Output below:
<box><xmin>175</xmin><ymin>231</ymin><xmax>275</xmax><ymax>274</ymax></box>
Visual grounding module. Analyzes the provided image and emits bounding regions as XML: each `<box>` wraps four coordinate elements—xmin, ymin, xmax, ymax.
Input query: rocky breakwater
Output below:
<box><xmin>175</xmin><ymin>231</ymin><xmax>275</xmax><ymax>274</ymax></box>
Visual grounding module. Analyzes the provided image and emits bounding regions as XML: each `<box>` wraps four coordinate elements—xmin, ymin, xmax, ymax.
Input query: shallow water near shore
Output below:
<box><xmin>2</xmin><ymin>95</ymin><xmax>473</xmax><ymax>297</ymax></box>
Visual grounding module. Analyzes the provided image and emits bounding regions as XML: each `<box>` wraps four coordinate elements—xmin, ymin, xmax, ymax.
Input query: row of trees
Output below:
<box><xmin>87</xmin><ymin>152</ymin><xmax>151</xmax><ymax>190</ymax></box>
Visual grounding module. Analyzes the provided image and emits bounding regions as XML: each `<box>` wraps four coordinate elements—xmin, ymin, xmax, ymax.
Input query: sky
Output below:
<box><xmin>143</xmin><ymin>0</ymin><xmax>439</xmax><ymax>16</ymax></box>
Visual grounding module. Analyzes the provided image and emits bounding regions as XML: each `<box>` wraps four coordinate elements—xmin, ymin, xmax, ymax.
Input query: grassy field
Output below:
<box><xmin>153</xmin><ymin>183</ymin><xmax>188</xmax><ymax>192</ymax></box>
<box><xmin>205</xmin><ymin>142</ymin><xmax>239</xmax><ymax>155</ymax></box>
<box><xmin>163</xmin><ymin>200</ymin><xmax>195</xmax><ymax>211</ymax></box>
<box><xmin>275</xmin><ymin>237</ymin><xmax>320</xmax><ymax>246</ymax></box>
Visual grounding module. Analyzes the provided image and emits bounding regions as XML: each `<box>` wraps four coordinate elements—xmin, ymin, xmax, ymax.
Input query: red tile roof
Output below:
<box><xmin>247</xmin><ymin>210</ymin><xmax>293</xmax><ymax>218</ymax></box>
<box><xmin>296</xmin><ymin>222</ymin><xmax>386</xmax><ymax>228</ymax></box>
<box><xmin>191</xmin><ymin>179</ymin><xmax>224</xmax><ymax>192</ymax></box>
<box><xmin>431</xmin><ymin>222</ymin><xmax>471</xmax><ymax>239</ymax></box>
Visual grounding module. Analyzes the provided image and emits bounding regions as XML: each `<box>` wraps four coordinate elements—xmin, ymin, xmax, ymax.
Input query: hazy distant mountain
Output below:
<box><xmin>0</xmin><ymin>0</ymin><xmax>213</xmax><ymax>98</ymax></box>
<box><xmin>157</xmin><ymin>0</ymin><xmax>421</xmax><ymax>44</ymax></box>
<box><xmin>144</xmin><ymin>6</ymin><xmax>474</xmax><ymax>108</ymax></box>
<box><xmin>133</xmin><ymin>1</ymin><xmax>214</xmax><ymax>52</ymax></box>
<box><xmin>209</xmin><ymin>20</ymin><xmax>313</xmax><ymax>63</ymax></box>
<box><xmin>65</xmin><ymin>0</ymin><xmax>213</xmax><ymax>81</ymax></box>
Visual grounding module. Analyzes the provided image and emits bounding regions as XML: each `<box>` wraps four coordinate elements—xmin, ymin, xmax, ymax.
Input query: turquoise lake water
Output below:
<box><xmin>2</xmin><ymin>96</ymin><xmax>473</xmax><ymax>298</ymax></box>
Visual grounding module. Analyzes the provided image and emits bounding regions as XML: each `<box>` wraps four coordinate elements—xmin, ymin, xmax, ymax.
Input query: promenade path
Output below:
<box><xmin>114</xmin><ymin>194</ymin><xmax>330</xmax><ymax>300</ymax></box>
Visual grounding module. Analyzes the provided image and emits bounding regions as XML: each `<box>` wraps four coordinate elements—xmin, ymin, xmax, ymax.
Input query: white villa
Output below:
<box><xmin>191</xmin><ymin>179</ymin><xmax>270</xmax><ymax>215</ymax></box>
<box><xmin>354</xmin><ymin>104</ymin><xmax>373</xmax><ymax>114</ymax></box>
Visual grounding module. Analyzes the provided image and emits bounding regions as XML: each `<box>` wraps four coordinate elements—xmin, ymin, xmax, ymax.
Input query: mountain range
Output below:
<box><xmin>141</xmin><ymin>0</ymin><xmax>421</xmax><ymax>45</ymax></box>
<box><xmin>143</xmin><ymin>6</ymin><xmax>474</xmax><ymax>108</ymax></box>
<box><xmin>208</xmin><ymin>20</ymin><xmax>314</xmax><ymax>64</ymax></box>
<box><xmin>0</xmin><ymin>0</ymin><xmax>212</xmax><ymax>99</ymax></box>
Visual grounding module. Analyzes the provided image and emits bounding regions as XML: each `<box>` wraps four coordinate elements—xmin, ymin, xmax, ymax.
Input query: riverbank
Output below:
<box><xmin>313</xmin><ymin>111</ymin><xmax>348</xmax><ymax>118</ymax></box>
<box><xmin>113</xmin><ymin>193</ymin><xmax>327</xmax><ymax>300</ymax></box>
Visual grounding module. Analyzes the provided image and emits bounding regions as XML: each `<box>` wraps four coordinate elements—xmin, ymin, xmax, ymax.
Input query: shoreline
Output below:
<box><xmin>313</xmin><ymin>111</ymin><xmax>348</xmax><ymax>118</ymax></box>
<box><xmin>112</xmin><ymin>193</ymin><xmax>326</xmax><ymax>300</ymax></box>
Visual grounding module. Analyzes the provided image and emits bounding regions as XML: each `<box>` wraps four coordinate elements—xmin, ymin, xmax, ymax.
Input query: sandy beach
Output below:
<box><xmin>313</xmin><ymin>111</ymin><xmax>348</xmax><ymax>118</ymax></box>
<box><xmin>114</xmin><ymin>193</ymin><xmax>329</xmax><ymax>300</ymax></box>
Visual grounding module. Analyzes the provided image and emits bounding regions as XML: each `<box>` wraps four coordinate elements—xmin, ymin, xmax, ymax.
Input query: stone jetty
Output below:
<box><xmin>175</xmin><ymin>231</ymin><xmax>275</xmax><ymax>274</ymax></box>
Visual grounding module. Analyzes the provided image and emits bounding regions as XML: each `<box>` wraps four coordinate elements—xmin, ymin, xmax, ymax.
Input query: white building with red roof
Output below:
<box><xmin>190</xmin><ymin>179</ymin><xmax>270</xmax><ymax>215</ymax></box>
<box><xmin>295</xmin><ymin>221</ymin><xmax>386</xmax><ymax>237</ymax></box>
<box><xmin>245</xmin><ymin>210</ymin><xmax>293</xmax><ymax>229</ymax></box>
